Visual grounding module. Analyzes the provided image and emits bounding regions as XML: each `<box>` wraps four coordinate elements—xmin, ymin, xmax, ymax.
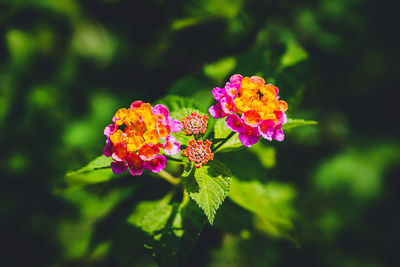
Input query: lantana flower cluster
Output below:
<box><xmin>209</xmin><ymin>74</ymin><xmax>288</xmax><ymax>147</ymax></box>
<box><xmin>181</xmin><ymin>112</ymin><xmax>209</xmax><ymax>135</ymax></box>
<box><xmin>182</xmin><ymin>139</ymin><xmax>214</xmax><ymax>168</ymax></box>
<box><xmin>104</xmin><ymin>101</ymin><xmax>182</xmax><ymax>176</ymax></box>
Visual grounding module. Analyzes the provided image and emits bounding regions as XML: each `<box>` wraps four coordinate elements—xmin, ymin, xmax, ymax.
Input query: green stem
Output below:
<box><xmin>158</xmin><ymin>170</ymin><xmax>181</xmax><ymax>185</ymax></box>
<box><xmin>165</xmin><ymin>155</ymin><xmax>188</xmax><ymax>165</ymax></box>
<box><xmin>212</xmin><ymin>131</ymin><xmax>236</xmax><ymax>153</ymax></box>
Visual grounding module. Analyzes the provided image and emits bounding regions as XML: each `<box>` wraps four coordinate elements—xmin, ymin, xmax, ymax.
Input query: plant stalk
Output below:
<box><xmin>212</xmin><ymin>131</ymin><xmax>236</xmax><ymax>153</ymax></box>
<box><xmin>158</xmin><ymin>170</ymin><xmax>181</xmax><ymax>185</ymax></box>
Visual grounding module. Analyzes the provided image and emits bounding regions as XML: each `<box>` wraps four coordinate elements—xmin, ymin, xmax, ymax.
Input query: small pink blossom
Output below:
<box><xmin>145</xmin><ymin>155</ymin><xmax>167</xmax><ymax>173</ymax></box>
<box><xmin>111</xmin><ymin>161</ymin><xmax>128</xmax><ymax>174</ymax></box>
<box><xmin>163</xmin><ymin>135</ymin><xmax>180</xmax><ymax>155</ymax></box>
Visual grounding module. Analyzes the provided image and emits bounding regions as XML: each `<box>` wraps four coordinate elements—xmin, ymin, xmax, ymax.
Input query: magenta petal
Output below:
<box><xmin>238</xmin><ymin>125</ymin><xmax>259</xmax><ymax>147</ymax></box>
<box><xmin>111</xmin><ymin>161</ymin><xmax>128</xmax><ymax>174</ymax></box>
<box><xmin>104</xmin><ymin>138</ymin><xmax>113</xmax><ymax>157</ymax></box>
<box><xmin>209</xmin><ymin>102</ymin><xmax>227</xmax><ymax>118</ymax></box>
<box><xmin>212</xmin><ymin>87</ymin><xmax>226</xmax><ymax>101</ymax></box>
<box><xmin>258</xmin><ymin>120</ymin><xmax>275</xmax><ymax>141</ymax></box>
<box><xmin>125</xmin><ymin>153</ymin><xmax>144</xmax><ymax>175</ymax></box>
<box><xmin>163</xmin><ymin>136</ymin><xmax>180</xmax><ymax>155</ymax></box>
<box><xmin>153</xmin><ymin>104</ymin><xmax>170</xmax><ymax>118</ymax></box>
<box><xmin>130</xmin><ymin>100</ymin><xmax>143</xmax><ymax>109</ymax></box>
<box><xmin>145</xmin><ymin>155</ymin><xmax>167</xmax><ymax>173</ymax></box>
<box><xmin>238</xmin><ymin>132</ymin><xmax>259</xmax><ymax>147</ymax></box>
<box><xmin>129</xmin><ymin>166</ymin><xmax>143</xmax><ymax>176</ymax></box>
<box><xmin>171</xmin><ymin>119</ymin><xmax>183</xmax><ymax>133</ymax></box>
<box><xmin>104</xmin><ymin>123</ymin><xmax>116</xmax><ymax>137</ymax></box>
<box><xmin>273</xmin><ymin>128</ymin><xmax>285</xmax><ymax>142</ymax></box>
<box><xmin>230</xmin><ymin>74</ymin><xmax>243</xmax><ymax>84</ymax></box>
<box><xmin>226</xmin><ymin>113</ymin><xmax>244</xmax><ymax>133</ymax></box>
<box><xmin>112</xmin><ymin>116</ymin><xmax>118</xmax><ymax>123</ymax></box>
<box><xmin>225</xmin><ymin>82</ymin><xmax>240</xmax><ymax>98</ymax></box>
<box><xmin>220</xmin><ymin>96</ymin><xmax>235</xmax><ymax>114</ymax></box>
<box><xmin>274</xmin><ymin>111</ymin><xmax>287</xmax><ymax>125</ymax></box>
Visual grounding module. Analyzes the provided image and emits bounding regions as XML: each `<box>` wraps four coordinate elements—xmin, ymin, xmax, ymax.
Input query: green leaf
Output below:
<box><xmin>182</xmin><ymin>159</ymin><xmax>232</xmax><ymax>224</ymax></box>
<box><xmin>229</xmin><ymin>177</ymin><xmax>297</xmax><ymax>242</ymax></box>
<box><xmin>279</xmin><ymin>40</ymin><xmax>308</xmax><ymax>70</ymax></box>
<box><xmin>127</xmin><ymin>193</ymin><xmax>206</xmax><ymax>266</ymax></box>
<box><xmin>282</xmin><ymin>118</ymin><xmax>318</xmax><ymax>131</ymax></box>
<box><xmin>213</xmin><ymin>119</ymin><xmax>243</xmax><ymax>153</ymax></box>
<box><xmin>65</xmin><ymin>155</ymin><xmax>114</xmax><ymax>186</ymax></box>
<box><xmin>128</xmin><ymin>200</ymin><xmax>174</xmax><ymax>234</ymax></box>
<box><xmin>204</xmin><ymin>57</ymin><xmax>237</xmax><ymax>83</ymax></box>
<box><xmin>249</xmin><ymin>142</ymin><xmax>276</xmax><ymax>168</ymax></box>
<box><xmin>156</xmin><ymin>95</ymin><xmax>204</xmax><ymax>113</ymax></box>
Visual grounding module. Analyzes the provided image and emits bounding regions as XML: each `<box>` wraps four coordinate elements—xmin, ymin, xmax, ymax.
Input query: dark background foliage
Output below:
<box><xmin>0</xmin><ymin>0</ymin><xmax>399</xmax><ymax>266</ymax></box>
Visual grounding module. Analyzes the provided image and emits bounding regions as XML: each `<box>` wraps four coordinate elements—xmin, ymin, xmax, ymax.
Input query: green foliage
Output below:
<box><xmin>249</xmin><ymin>142</ymin><xmax>276</xmax><ymax>169</ymax></box>
<box><xmin>127</xmin><ymin>193</ymin><xmax>206</xmax><ymax>266</ymax></box>
<box><xmin>279</xmin><ymin>40</ymin><xmax>308</xmax><ymax>70</ymax></box>
<box><xmin>182</xmin><ymin>160</ymin><xmax>232</xmax><ymax>224</ymax></box>
<box><xmin>213</xmin><ymin>119</ymin><xmax>243</xmax><ymax>153</ymax></box>
<box><xmin>314</xmin><ymin>144</ymin><xmax>400</xmax><ymax>199</ymax></box>
<box><xmin>128</xmin><ymin>199</ymin><xmax>174</xmax><ymax>234</ymax></box>
<box><xmin>282</xmin><ymin>118</ymin><xmax>318</xmax><ymax>131</ymax></box>
<box><xmin>229</xmin><ymin>177</ymin><xmax>297</xmax><ymax>242</ymax></box>
<box><xmin>156</xmin><ymin>95</ymin><xmax>205</xmax><ymax>113</ymax></box>
<box><xmin>65</xmin><ymin>155</ymin><xmax>113</xmax><ymax>186</ymax></box>
<box><xmin>204</xmin><ymin>57</ymin><xmax>237</xmax><ymax>83</ymax></box>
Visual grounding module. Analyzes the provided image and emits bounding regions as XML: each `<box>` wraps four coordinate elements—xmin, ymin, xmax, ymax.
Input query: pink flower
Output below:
<box><xmin>225</xmin><ymin>82</ymin><xmax>240</xmax><ymax>98</ymax></box>
<box><xmin>238</xmin><ymin>125</ymin><xmax>259</xmax><ymax>147</ymax></box>
<box><xmin>209</xmin><ymin>74</ymin><xmax>288</xmax><ymax>147</ymax></box>
<box><xmin>212</xmin><ymin>87</ymin><xmax>226</xmax><ymax>101</ymax></box>
<box><xmin>226</xmin><ymin>114</ymin><xmax>244</xmax><ymax>133</ymax></box>
<box><xmin>209</xmin><ymin>102</ymin><xmax>227</xmax><ymax>119</ymax></box>
<box><xmin>273</xmin><ymin>128</ymin><xmax>285</xmax><ymax>142</ymax></box>
<box><xmin>258</xmin><ymin>120</ymin><xmax>275</xmax><ymax>141</ymax></box>
<box><xmin>145</xmin><ymin>155</ymin><xmax>167</xmax><ymax>173</ymax></box>
<box><xmin>230</xmin><ymin>74</ymin><xmax>243</xmax><ymax>84</ymax></box>
<box><xmin>130</xmin><ymin>100</ymin><xmax>143</xmax><ymax>109</ymax></box>
<box><xmin>104</xmin><ymin>100</ymin><xmax>181</xmax><ymax>176</ymax></box>
<box><xmin>139</xmin><ymin>144</ymin><xmax>160</xmax><ymax>161</ymax></box>
<box><xmin>104</xmin><ymin>138</ymin><xmax>113</xmax><ymax>157</ymax></box>
<box><xmin>163</xmin><ymin>135</ymin><xmax>180</xmax><ymax>155</ymax></box>
<box><xmin>220</xmin><ymin>96</ymin><xmax>235</xmax><ymax>114</ymax></box>
<box><xmin>126</xmin><ymin>153</ymin><xmax>144</xmax><ymax>176</ymax></box>
<box><xmin>104</xmin><ymin>123</ymin><xmax>117</xmax><ymax>137</ymax></box>
<box><xmin>111</xmin><ymin>161</ymin><xmax>128</xmax><ymax>174</ymax></box>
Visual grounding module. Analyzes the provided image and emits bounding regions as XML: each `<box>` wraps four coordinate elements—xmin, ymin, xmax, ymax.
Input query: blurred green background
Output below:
<box><xmin>1</xmin><ymin>0</ymin><xmax>399</xmax><ymax>266</ymax></box>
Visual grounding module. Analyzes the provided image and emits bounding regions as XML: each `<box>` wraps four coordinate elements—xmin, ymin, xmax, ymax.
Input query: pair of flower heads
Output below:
<box><xmin>104</xmin><ymin>74</ymin><xmax>288</xmax><ymax>176</ymax></box>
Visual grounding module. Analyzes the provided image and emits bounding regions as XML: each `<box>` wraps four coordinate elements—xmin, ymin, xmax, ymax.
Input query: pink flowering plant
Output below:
<box><xmin>66</xmin><ymin>74</ymin><xmax>316</xmax><ymax>265</ymax></box>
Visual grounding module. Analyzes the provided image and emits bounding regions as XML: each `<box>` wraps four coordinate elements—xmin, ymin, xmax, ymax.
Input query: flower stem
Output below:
<box><xmin>165</xmin><ymin>155</ymin><xmax>188</xmax><ymax>166</ymax></box>
<box><xmin>158</xmin><ymin>170</ymin><xmax>181</xmax><ymax>185</ymax></box>
<box><xmin>212</xmin><ymin>131</ymin><xmax>236</xmax><ymax>153</ymax></box>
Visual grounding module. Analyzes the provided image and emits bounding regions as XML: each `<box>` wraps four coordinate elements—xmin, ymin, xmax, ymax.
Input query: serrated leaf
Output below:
<box><xmin>182</xmin><ymin>159</ymin><xmax>232</xmax><ymax>224</ymax></box>
<box><xmin>156</xmin><ymin>95</ymin><xmax>204</xmax><ymax>113</ymax></box>
<box><xmin>229</xmin><ymin>177</ymin><xmax>297</xmax><ymax>242</ymax></box>
<box><xmin>127</xmin><ymin>200</ymin><xmax>173</xmax><ymax>234</ymax></box>
<box><xmin>65</xmin><ymin>155</ymin><xmax>113</xmax><ymax>186</ymax></box>
<box><xmin>128</xmin><ymin>193</ymin><xmax>206</xmax><ymax>266</ymax></box>
<box><xmin>282</xmin><ymin>118</ymin><xmax>318</xmax><ymax>131</ymax></box>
